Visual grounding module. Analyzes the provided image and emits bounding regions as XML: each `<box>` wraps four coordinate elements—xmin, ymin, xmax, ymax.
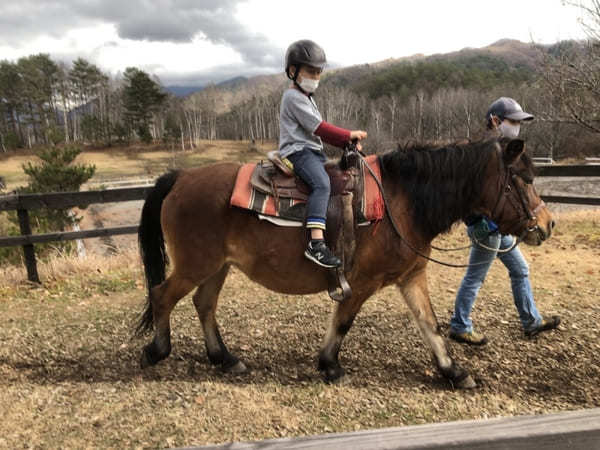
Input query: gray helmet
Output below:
<box><xmin>285</xmin><ymin>39</ymin><xmax>327</xmax><ymax>80</ymax></box>
<box><xmin>486</xmin><ymin>97</ymin><xmax>534</xmax><ymax>122</ymax></box>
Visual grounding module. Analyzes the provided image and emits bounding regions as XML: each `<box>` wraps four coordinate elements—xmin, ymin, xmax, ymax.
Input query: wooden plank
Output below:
<box><xmin>16</xmin><ymin>209</ymin><xmax>40</xmax><ymax>283</ymax></box>
<box><xmin>541</xmin><ymin>195</ymin><xmax>600</xmax><ymax>205</ymax></box>
<box><xmin>535</xmin><ymin>165</ymin><xmax>600</xmax><ymax>177</ymax></box>
<box><xmin>0</xmin><ymin>225</ymin><xmax>139</xmax><ymax>247</ymax></box>
<box><xmin>190</xmin><ymin>408</ymin><xmax>600</xmax><ymax>450</ymax></box>
<box><xmin>532</xmin><ymin>157</ymin><xmax>554</xmax><ymax>165</ymax></box>
<box><xmin>0</xmin><ymin>186</ymin><xmax>152</xmax><ymax>211</ymax></box>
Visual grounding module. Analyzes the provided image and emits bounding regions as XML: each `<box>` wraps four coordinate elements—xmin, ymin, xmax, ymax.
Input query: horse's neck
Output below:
<box><xmin>382</xmin><ymin>154</ymin><xmax>492</xmax><ymax>240</ymax></box>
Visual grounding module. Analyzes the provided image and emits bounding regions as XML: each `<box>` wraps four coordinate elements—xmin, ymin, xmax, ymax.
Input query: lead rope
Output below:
<box><xmin>357</xmin><ymin>152</ymin><xmax>521</xmax><ymax>268</ymax></box>
<box><xmin>431</xmin><ymin>236</ymin><xmax>518</xmax><ymax>253</ymax></box>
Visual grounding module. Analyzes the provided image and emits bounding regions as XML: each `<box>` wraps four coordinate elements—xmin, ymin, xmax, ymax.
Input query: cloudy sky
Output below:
<box><xmin>0</xmin><ymin>0</ymin><xmax>590</xmax><ymax>87</ymax></box>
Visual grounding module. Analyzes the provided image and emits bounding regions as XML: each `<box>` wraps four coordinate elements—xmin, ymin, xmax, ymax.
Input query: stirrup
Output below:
<box><xmin>327</xmin><ymin>268</ymin><xmax>352</xmax><ymax>302</ymax></box>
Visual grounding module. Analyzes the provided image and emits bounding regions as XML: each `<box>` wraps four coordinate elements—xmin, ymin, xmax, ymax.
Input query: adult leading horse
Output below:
<box><xmin>136</xmin><ymin>138</ymin><xmax>553</xmax><ymax>389</ymax></box>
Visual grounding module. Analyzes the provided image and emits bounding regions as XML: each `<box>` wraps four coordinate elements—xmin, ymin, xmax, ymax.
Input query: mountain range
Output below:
<box><xmin>166</xmin><ymin>39</ymin><xmax>573</xmax><ymax>109</ymax></box>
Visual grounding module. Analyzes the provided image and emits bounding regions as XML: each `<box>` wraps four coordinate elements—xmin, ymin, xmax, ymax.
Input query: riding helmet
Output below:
<box><xmin>285</xmin><ymin>40</ymin><xmax>327</xmax><ymax>80</ymax></box>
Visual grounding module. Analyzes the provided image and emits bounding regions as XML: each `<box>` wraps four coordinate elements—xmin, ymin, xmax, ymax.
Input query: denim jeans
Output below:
<box><xmin>286</xmin><ymin>149</ymin><xmax>330</xmax><ymax>223</ymax></box>
<box><xmin>450</xmin><ymin>227</ymin><xmax>543</xmax><ymax>334</ymax></box>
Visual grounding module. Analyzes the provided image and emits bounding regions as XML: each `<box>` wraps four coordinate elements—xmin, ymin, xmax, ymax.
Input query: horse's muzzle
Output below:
<box><xmin>523</xmin><ymin>218</ymin><xmax>554</xmax><ymax>245</ymax></box>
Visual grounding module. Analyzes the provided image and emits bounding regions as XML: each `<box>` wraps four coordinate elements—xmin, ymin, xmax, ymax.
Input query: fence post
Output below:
<box><xmin>17</xmin><ymin>208</ymin><xmax>40</xmax><ymax>284</ymax></box>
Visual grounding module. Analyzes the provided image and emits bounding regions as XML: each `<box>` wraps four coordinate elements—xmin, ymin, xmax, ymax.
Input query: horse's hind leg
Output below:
<box><xmin>192</xmin><ymin>265</ymin><xmax>247</xmax><ymax>374</ymax></box>
<box><xmin>397</xmin><ymin>271</ymin><xmax>476</xmax><ymax>389</ymax></box>
<box><xmin>141</xmin><ymin>275</ymin><xmax>195</xmax><ymax>368</ymax></box>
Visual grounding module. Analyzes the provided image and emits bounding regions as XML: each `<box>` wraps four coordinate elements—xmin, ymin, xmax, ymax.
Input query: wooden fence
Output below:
<box><xmin>0</xmin><ymin>165</ymin><xmax>599</xmax><ymax>283</ymax></box>
<box><xmin>0</xmin><ymin>186</ymin><xmax>152</xmax><ymax>283</ymax></box>
<box><xmin>190</xmin><ymin>407</ymin><xmax>600</xmax><ymax>450</ymax></box>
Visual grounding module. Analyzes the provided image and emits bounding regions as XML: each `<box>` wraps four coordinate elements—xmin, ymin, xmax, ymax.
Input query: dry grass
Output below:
<box><xmin>1</xmin><ymin>140</ymin><xmax>276</xmax><ymax>190</ymax></box>
<box><xmin>0</xmin><ymin>209</ymin><xmax>598</xmax><ymax>448</ymax></box>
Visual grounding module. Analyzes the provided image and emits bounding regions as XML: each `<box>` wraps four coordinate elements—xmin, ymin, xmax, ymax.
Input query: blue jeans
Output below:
<box><xmin>286</xmin><ymin>149</ymin><xmax>330</xmax><ymax>223</ymax></box>
<box><xmin>450</xmin><ymin>227</ymin><xmax>543</xmax><ymax>334</ymax></box>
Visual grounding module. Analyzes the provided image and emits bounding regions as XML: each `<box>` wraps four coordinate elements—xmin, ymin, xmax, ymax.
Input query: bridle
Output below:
<box><xmin>487</xmin><ymin>148</ymin><xmax>546</xmax><ymax>245</ymax></box>
<box><xmin>354</xmin><ymin>143</ymin><xmax>545</xmax><ymax>268</ymax></box>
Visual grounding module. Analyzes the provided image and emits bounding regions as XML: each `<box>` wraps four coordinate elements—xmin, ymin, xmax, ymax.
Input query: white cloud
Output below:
<box><xmin>0</xmin><ymin>0</ymin><xmax>589</xmax><ymax>86</ymax></box>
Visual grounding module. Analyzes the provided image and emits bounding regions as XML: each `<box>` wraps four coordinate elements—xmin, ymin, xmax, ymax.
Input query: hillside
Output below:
<box><xmin>186</xmin><ymin>39</ymin><xmax>553</xmax><ymax>111</ymax></box>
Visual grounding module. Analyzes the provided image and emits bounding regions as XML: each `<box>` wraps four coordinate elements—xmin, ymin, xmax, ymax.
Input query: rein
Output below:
<box><xmin>354</xmin><ymin>145</ymin><xmax>540</xmax><ymax>268</ymax></box>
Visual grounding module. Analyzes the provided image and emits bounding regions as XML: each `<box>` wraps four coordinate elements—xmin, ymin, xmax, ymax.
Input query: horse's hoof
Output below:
<box><xmin>322</xmin><ymin>366</ymin><xmax>345</xmax><ymax>383</ymax></box>
<box><xmin>455</xmin><ymin>374</ymin><xmax>477</xmax><ymax>389</ymax></box>
<box><xmin>140</xmin><ymin>349</ymin><xmax>152</xmax><ymax>369</ymax></box>
<box><xmin>223</xmin><ymin>360</ymin><xmax>248</xmax><ymax>374</ymax></box>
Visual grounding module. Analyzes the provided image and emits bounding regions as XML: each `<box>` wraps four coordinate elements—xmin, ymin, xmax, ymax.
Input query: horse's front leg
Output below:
<box><xmin>397</xmin><ymin>270</ymin><xmax>476</xmax><ymax>389</ymax></box>
<box><xmin>318</xmin><ymin>289</ymin><xmax>371</xmax><ymax>382</ymax></box>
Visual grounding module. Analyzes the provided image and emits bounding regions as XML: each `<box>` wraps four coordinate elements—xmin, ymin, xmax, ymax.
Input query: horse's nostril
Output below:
<box><xmin>550</xmin><ymin>220</ymin><xmax>556</xmax><ymax>229</ymax></box>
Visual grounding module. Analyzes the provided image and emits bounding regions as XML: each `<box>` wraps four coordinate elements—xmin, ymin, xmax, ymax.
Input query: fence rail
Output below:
<box><xmin>192</xmin><ymin>408</ymin><xmax>600</xmax><ymax>450</ymax></box>
<box><xmin>532</xmin><ymin>156</ymin><xmax>554</xmax><ymax>165</ymax></box>
<box><xmin>0</xmin><ymin>186</ymin><xmax>151</xmax><ymax>283</ymax></box>
<box><xmin>585</xmin><ymin>157</ymin><xmax>600</xmax><ymax>165</ymax></box>
<box><xmin>0</xmin><ymin>165</ymin><xmax>599</xmax><ymax>283</ymax></box>
<box><xmin>0</xmin><ymin>186</ymin><xmax>151</xmax><ymax>211</ymax></box>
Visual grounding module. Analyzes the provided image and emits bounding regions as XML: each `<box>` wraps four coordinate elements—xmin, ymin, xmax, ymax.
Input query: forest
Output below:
<box><xmin>1</xmin><ymin>27</ymin><xmax>599</xmax><ymax>160</ymax></box>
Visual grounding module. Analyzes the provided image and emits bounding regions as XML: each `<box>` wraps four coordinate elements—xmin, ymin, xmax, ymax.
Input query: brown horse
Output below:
<box><xmin>136</xmin><ymin>138</ymin><xmax>553</xmax><ymax>389</ymax></box>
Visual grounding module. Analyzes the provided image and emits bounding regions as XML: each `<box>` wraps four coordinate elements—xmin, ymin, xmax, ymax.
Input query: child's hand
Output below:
<box><xmin>350</xmin><ymin>130</ymin><xmax>367</xmax><ymax>141</ymax></box>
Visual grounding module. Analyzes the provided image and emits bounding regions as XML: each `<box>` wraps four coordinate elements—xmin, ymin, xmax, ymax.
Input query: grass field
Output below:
<box><xmin>0</xmin><ymin>209</ymin><xmax>598</xmax><ymax>448</ymax></box>
<box><xmin>0</xmin><ymin>140</ymin><xmax>276</xmax><ymax>190</ymax></box>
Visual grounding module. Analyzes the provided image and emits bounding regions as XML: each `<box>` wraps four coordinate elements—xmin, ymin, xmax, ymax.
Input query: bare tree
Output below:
<box><xmin>540</xmin><ymin>1</ymin><xmax>600</xmax><ymax>133</ymax></box>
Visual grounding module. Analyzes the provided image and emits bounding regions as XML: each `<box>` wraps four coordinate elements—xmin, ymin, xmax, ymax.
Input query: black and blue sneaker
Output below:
<box><xmin>304</xmin><ymin>240</ymin><xmax>342</xmax><ymax>268</ymax></box>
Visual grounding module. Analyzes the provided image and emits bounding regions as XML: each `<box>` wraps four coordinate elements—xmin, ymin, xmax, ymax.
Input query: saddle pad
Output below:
<box><xmin>230</xmin><ymin>155</ymin><xmax>384</xmax><ymax>223</ymax></box>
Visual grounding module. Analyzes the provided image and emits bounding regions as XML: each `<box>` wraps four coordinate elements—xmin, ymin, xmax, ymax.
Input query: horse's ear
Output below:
<box><xmin>503</xmin><ymin>139</ymin><xmax>525</xmax><ymax>165</ymax></box>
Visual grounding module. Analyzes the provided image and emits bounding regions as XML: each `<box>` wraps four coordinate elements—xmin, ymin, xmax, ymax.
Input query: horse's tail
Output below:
<box><xmin>135</xmin><ymin>170</ymin><xmax>180</xmax><ymax>336</ymax></box>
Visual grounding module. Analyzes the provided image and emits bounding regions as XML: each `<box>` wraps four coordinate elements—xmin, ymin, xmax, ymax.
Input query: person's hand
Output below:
<box><xmin>350</xmin><ymin>130</ymin><xmax>367</xmax><ymax>141</ymax></box>
<box><xmin>471</xmin><ymin>217</ymin><xmax>496</xmax><ymax>241</ymax></box>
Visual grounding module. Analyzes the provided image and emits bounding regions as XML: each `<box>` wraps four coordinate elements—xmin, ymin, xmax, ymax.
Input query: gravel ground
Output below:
<box><xmin>0</xmin><ymin>209</ymin><xmax>598</xmax><ymax>448</ymax></box>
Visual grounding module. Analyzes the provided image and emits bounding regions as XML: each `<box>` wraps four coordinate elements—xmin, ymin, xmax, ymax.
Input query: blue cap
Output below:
<box><xmin>487</xmin><ymin>97</ymin><xmax>534</xmax><ymax>122</ymax></box>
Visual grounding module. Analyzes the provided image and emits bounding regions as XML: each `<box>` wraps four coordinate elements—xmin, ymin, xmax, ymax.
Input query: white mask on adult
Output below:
<box><xmin>299</xmin><ymin>78</ymin><xmax>319</xmax><ymax>93</ymax></box>
<box><xmin>498</xmin><ymin>121</ymin><xmax>520</xmax><ymax>139</ymax></box>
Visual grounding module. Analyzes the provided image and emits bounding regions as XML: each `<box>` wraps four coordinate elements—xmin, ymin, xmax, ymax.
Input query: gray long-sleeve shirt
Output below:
<box><xmin>278</xmin><ymin>88</ymin><xmax>323</xmax><ymax>158</ymax></box>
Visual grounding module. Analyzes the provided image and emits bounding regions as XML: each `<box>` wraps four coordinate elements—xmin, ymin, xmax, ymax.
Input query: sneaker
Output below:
<box><xmin>525</xmin><ymin>316</ymin><xmax>561</xmax><ymax>337</ymax></box>
<box><xmin>304</xmin><ymin>240</ymin><xmax>342</xmax><ymax>268</ymax></box>
<box><xmin>449</xmin><ymin>330</ymin><xmax>488</xmax><ymax>346</ymax></box>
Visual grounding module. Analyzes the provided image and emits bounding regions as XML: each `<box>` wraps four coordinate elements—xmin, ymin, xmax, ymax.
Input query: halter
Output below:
<box><xmin>487</xmin><ymin>147</ymin><xmax>546</xmax><ymax>246</ymax></box>
<box><xmin>357</xmin><ymin>144</ymin><xmax>544</xmax><ymax>268</ymax></box>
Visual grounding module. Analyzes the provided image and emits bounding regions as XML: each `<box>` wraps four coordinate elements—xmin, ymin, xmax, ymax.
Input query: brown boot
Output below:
<box><xmin>525</xmin><ymin>316</ymin><xmax>561</xmax><ymax>337</ymax></box>
<box><xmin>449</xmin><ymin>330</ymin><xmax>488</xmax><ymax>346</ymax></box>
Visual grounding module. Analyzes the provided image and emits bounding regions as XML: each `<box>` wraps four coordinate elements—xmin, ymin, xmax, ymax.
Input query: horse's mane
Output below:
<box><xmin>379</xmin><ymin>139</ymin><xmax>501</xmax><ymax>238</ymax></box>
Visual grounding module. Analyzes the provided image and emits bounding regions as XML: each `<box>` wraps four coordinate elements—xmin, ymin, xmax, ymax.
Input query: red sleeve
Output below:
<box><xmin>314</xmin><ymin>121</ymin><xmax>351</xmax><ymax>148</ymax></box>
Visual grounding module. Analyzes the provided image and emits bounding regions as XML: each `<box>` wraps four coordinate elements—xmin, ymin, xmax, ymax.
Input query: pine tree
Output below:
<box><xmin>17</xmin><ymin>54</ymin><xmax>59</xmax><ymax>145</ymax></box>
<box><xmin>22</xmin><ymin>146</ymin><xmax>95</xmax><ymax>194</ymax></box>
<box><xmin>122</xmin><ymin>67</ymin><xmax>167</xmax><ymax>143</ymax></box>
<box><xmin>3</xmin><ymin>146</ymin><xmax>96</xmax><ymax>261</ymax></box>
<box><xmin>20</xmin><ymin>146</ymin><xmax>95</xmax><ymax>235</ymax></box>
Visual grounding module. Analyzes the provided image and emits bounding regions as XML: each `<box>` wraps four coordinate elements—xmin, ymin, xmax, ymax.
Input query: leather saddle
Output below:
<box><xmin>250</xmin><ymin>150</ymin><xmax>366</xmax><ymax>303</ymax></box>
<box><xmin>250</xmin><ymin>151</ymin><xmax>359</xmax><ymax>201</ymax></box>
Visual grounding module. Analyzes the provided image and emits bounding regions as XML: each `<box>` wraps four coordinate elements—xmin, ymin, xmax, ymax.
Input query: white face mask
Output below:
<box><xmin>499</xmin><ymin>121</ymin><xmax>520</xmax><ymax>138</ymax></box>
<box><xmin>299</xmin><ymin>77</ymin><xmax>319</xmax><ymax>93</ymax></box>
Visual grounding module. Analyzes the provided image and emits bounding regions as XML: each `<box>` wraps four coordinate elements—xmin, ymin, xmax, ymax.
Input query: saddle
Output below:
<box><xmin>250</xmin><ymin>151</ymin><xmax>360</xmax><ymax>201</ymax></box>
<box><xmin>250</xmin><ymin>150</ymin><xmax>366</xmax><ymax>302</ymax></box>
